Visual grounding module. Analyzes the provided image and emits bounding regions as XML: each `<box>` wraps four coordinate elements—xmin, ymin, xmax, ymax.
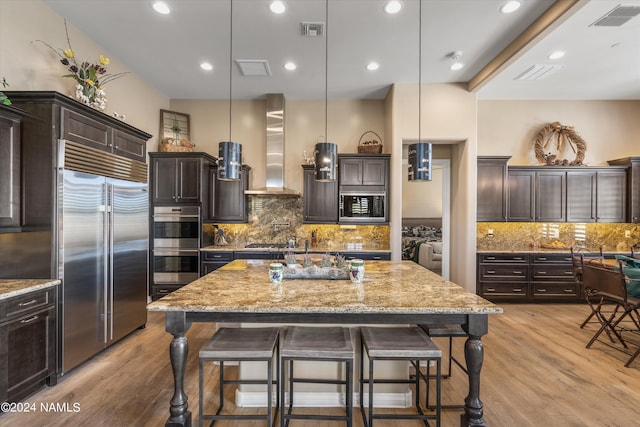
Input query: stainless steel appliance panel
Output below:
<box><xmin>60</xmin><ymin>170</ymin><xmax>107</xmax><ymax>372</ymax></box>
<box><xmin>109</xmin><ymin>179</ymin><xmax>148</xmax><ymax>343</ymax></box>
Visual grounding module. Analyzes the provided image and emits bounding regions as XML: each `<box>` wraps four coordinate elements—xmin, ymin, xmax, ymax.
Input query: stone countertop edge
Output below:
<box><xmin>0</xmin><ymin>279</ymin><xmax>61</xmax><ymax>301</ymax></box>
<box><xmin>476</xmin><ymin>249</ymin><xmax>627</xmax><ymax>254</ymax></box>
<box><xmin>201</xmin><ymin>245</ymin><xmax>391</xmax><ymax>253</ymax></box>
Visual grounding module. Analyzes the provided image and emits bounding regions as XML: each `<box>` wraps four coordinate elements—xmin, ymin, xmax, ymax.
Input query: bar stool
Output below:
<box><xmin>280</xmin><ymin>326</ymin><xmax>354</xmax><ymax>427</ymax></box>
<box><xmin>199</xmin><ymin>327</ymin><xmax>279</xmax><ymax>427</ymax></box>
<box><xmin>419</xmin><ymin>324</ymin><xmax>468</xmax><ymax>411</ymax></box>
<box><xmin>359</xmin><ymin>326</ymin><xmax>441</xmax><ymax>427</ymax></box>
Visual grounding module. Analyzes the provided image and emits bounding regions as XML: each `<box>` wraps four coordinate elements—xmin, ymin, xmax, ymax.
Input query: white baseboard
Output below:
<box><xmin>235</xmin><ymin>389</ymin><xmax>413</xmax><ymax>408</ymax></box>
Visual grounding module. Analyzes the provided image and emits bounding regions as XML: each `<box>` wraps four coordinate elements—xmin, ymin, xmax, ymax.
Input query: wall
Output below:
<box><xmin>478</xmin><ymin>100</ymin><xmax>640</xmax><ymax>165</ymax></box>
<box><xmin>0</xmin><ymin>0</ymin><xmax>168</xmax><ymax>151</ymax></box>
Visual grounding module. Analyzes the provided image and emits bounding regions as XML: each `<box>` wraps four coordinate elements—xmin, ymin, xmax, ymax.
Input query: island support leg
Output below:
<box><xmin>461</xmin><ymin>314</ymin><xmax>488</xmax><ymax>427</ymax></box>
<box><xmin>165</xmin><ymin>311</ymin><xmax>192</xmax><ymax>427</ymax></box>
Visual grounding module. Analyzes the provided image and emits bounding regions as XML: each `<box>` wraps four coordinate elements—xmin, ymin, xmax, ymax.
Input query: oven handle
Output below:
<box><xmin>153</xmin><ymin>215</ymin><xmax>199</xmax><ymax>222</ymax></box>
<box><xmin>153</xmin><ymin>249</ymin><xmax>200</xmax><ymax>256</ymax></box>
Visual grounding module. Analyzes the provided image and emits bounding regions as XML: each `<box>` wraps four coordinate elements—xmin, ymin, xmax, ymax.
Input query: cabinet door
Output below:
<box><xmin>0</xmin><ymin>114</ymin><xmax>21</xmax><ymax>227</ymax></box>
<box><xmin>61</xmin><ymin>108</ymin><xmax>110</xmax><ymax>151</ymax></box>
<box><xmin>212</xmin><ymin>167</ymin><xmax>247</xmax><ymax>222</ymax></box>
<box><xmin>508</xmin><ymin>170</ymin><xmax>535</xmax><ymax>221</ymax></box>
<box><xmin>596</xmin><ymin>170</ymin><xmax>626</xmax><ymax>222</ymax></box>
<box><xmin>536</xmin><ymin>170</ymin><xmax>566</xmax><ymax>222</ymax></box>
<box><xmin>567</xmin><ymin>171</ymin><xmax>596</xmax><ymax>222</ymax></box>
<box><xmin>176</xmin><ymin>158</ymin><xmax>201</xmax><ymax>203</ymax></box>
<box><xmin>339</xmin><ymin>158</ymin><xmax>363</xmax><ymax>185</ymax></box>
<box><xmin>152</xmin><ymin>158</ymin><xmax>178</xmax><ymax>203</ymax></box>
<box><xmin>362</xmin><ymin>158</ymin><xmax>387</xmax><ymax>186</ymax></box>
<box><xmin>303</xmin><ymin>166</ymin><xmax>338</xmax><ymax>223</ymax></box>
<box><xmin>113</xmin><ymin>129</ymin><xmax>146</xmax><ymax>162</ymax></box>
<box><xmin>477</xmin><ymin>157</ymin><xmax>508</xmax><ymax>221</ymax></box>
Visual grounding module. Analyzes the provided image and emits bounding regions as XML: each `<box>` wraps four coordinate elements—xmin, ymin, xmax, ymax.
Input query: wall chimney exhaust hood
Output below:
<box><xmin>245</xmin><ymin>93</ymin><xmax>301</xmax><ymax>197</ymax></box>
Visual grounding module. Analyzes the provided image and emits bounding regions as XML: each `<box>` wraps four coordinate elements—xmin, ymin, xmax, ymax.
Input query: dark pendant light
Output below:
<box><xmin>218</xmin><ymin>0</ymin><xmax>242</xmax><ymax>181</ymax></box>
<box><xmin>408</xmin><ymin>0</ymin><xmax>432</xmax><ymax>182</ymax></box>
<box><xmin>314</xmin><ymin>0</ymin><xmax>337</xmax><ymax>182</ymax></box>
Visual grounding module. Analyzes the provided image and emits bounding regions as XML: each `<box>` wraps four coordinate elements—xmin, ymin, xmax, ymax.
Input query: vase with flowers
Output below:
<box><xmin>33</xmin><ymin>20</ymin><xmax>128</xmax><ymax>111</ymax></box>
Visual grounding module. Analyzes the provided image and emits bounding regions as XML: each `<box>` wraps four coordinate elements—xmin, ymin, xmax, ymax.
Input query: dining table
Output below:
<box><xmin>147</xmin><ymin>259</ymin><xmax>503</xmax><ymax>427</ymax></box>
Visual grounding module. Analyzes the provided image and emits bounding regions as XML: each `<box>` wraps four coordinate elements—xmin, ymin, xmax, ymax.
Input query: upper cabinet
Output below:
<box><xmin>477</xmin><ymin>156</ymin><xmax>510</xmax><ymax>221</ymax></box>
<box><xmin>302</xmin><ymin>165</ymin><xmax>338</xmax><ymax>223</ymax></box>
<box><xmin>209</xmin><ymin>165</ymin><xmax>250</xmax><ymax>223</ymax></box>
<box><xmin>608</xmin><ymin>157</ymin><xmax>640</xmax><ymax>224</ymax></box>
<box><xmin>0</xmin><ymin>105</ymin><xmax>23</xmax><ymax>229</ymax></box>
<box><xmin>149</xmin><ymin>152</ymin><xmax>215</xmax><ymax>206</ymax></box>
<box><xmin>338</xmin><ymin>154</ymin><xmax>389</xmax><ymax>189</ymax></box>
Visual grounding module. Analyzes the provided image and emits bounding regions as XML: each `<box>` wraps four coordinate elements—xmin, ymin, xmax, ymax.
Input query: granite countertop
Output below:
<box><xmin>476</xmin><ymin>249</ymin><xmax>624</xmax><ymax>254</ymax></box>
<box><xmin>0</xmin><ymin>279</ymin><xmax>61</xmax><ymax>301</ymax></box>
<box><xmin>201</xmin><ymin>245</ymin><xmax>390</xmax><ymax>253</ymax></box>
<box><xmin>147</xmin><ymin>260</ymin><xmax>502</xmax><ymax>315</ymax></box>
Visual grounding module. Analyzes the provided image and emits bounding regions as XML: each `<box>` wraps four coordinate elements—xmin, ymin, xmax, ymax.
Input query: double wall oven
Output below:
<box><xmin>151</xmin><ymin>206</ymin><xmax>200</xmax><ymax>299</ymax></box>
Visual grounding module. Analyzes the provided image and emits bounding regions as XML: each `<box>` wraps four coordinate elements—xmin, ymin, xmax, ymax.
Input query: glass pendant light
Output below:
<box><xmin>314</xmin><ymin>0</ymin><xmax>337</xmax><ymax>182</ymax></box>
<box><xmin>218</xmin><ymin>0</ymin><xmax>242</xmax><ymax>181</ymax></box>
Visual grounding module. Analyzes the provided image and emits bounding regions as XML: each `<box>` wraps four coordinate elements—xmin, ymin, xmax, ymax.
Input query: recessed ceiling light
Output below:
<box><xmin>384</xmin><ymin>1</ymin><xmax>402</xmax><ymax>14</ymax></box>
<box><xmin>548</xmin><ymin>50</ymin><xmax>565</xmax><ymax>60</ymax></box>
<box><xmin>500</xmin><ymin>1</ymin><xmax>521</xmax><ymax>14</ymax></box>
<box><xmin>284</xmin><ymin>62</ymin><xmax>297</xmax><ymax>71</ymax></box>
<box><xmin>200</xmin><ymin>62</ymin><xmax>213</xmax><ymax>71</ymax></box>
<box><xmin>450</xmin><ymin>62</ymin><xmax>464</xmax><ymax>71</ymax></box>
<box><xmin>270</xmin><ymin>1</ymin><xmax>286</xmax><ymax>14</ymax></box>
<box><xmin>366</xmin><ymin>62</ymin><xmax>380</xmax><ymax>71</ymax></box>
<box><xmin>152</xmin><ymin>1</ymin><xmax>171</xmax><ymax>15</ymax></box>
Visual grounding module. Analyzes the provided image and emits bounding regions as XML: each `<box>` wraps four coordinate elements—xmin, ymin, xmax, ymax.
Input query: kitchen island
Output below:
<box><xmin>147</xmin><ymin>260</ymin><xmax>502</xmax><ymax>427</ymax></box>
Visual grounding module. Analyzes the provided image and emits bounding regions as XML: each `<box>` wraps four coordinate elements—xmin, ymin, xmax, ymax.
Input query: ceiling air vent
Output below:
<box><xmin>591</xmin><ymin>5</ymin><xmax>640</xmax><ymax>27</ymax></box>
<box><xmin>235</xmin><ymin>60</ymin><xmax>271</xmax><ymax>76</ymax></box>
<box><xmin>514</xmin><ymin>64</ymin><xmax>565</xmax><ymax>81</ymax></box>
<box><xmin>301</xmin><ymin>22</ymin><xmax>324</xmax><ymax>37</ymax></box>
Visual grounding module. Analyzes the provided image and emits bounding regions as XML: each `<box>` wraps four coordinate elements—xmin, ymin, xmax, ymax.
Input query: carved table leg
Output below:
<box><xmin>165</xmin><ymin>312</ymin><xmax>192</xmax><ymax>427</ymax></box>
<box><xmin>461</xmin><ymin>314</ymin><xmax>488</xmax><ymax>427</ymax></box>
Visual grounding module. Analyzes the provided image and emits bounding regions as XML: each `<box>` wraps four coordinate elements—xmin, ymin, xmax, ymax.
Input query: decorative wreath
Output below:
<box><xmin>533</xmin><ymin>121</ymin><xmax>587</xmax><ymax>166</ymax></box>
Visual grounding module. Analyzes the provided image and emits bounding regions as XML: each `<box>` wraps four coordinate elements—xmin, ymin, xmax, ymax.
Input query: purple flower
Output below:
<box><xmin>60</xmin><ymin>58</ymin><xmax>69</xmax><ymax>66</ymax></box>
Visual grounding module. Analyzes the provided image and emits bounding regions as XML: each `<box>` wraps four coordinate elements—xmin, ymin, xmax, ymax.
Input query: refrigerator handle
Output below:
<box><xmin>107</xmin><ymin>183</ymin><xmax>114</xmax><ymax>342</ymax></box>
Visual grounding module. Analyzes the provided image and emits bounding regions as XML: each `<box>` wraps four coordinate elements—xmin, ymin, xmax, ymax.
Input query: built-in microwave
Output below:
<box><xmin>339</xmin><ymin>192</ymin><xmax>386</xmax><ymax>223</ymax></box>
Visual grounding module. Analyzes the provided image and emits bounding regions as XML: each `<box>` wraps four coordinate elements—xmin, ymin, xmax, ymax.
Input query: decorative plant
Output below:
<box><xmin>285</xmin><ymin>252</ymin><xmax>297</xmax><ymax>266</ymax></box>
<box><xmin>303</xmin><ymin>254</ymin><xmax>314</xmax><ymax>268</ymax></box>
<box><xmin>33</xmin><ymin>20</ymin><xmax>128</xmax><ymax>110</ymax></box>
<box><xmin>321</xmin><ymin>253</ymin><xmax>332</xmax><ymax>268</ymax></box>
<box><xmin>0</xmin><ymin>77</ymin><xmax>10</xmax><ymax>106</ymax></box>
<box><xmin>335</xmin><ymin>253</ymin><xmax>346</xmax><ymax>269</ymax></box>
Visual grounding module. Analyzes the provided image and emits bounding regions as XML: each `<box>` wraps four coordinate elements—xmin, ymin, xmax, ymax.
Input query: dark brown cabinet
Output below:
<box><xmin>200</xmin><ymin>251</ymin><xmax>234</xmax><ymax>276</ymax></box>
<box><xmin>0</xmin><ymin>105</ymin><xmax>23</xmax><ymax>229</ymax></box>
<box><xmin>149</xmin><ymin>153</ymin><xmax>215</xmax><ymax>205</ymax></box>
<box><xmin>0</xmin><ymin>286</ymin><xmax>57</xmax><ymax>402</ymax></box>
<box><xmin>209</xmin><ymin>165</ymin><xmax>250</xmax><ymax>223</ymax></box>
<box><xmin>567</xmin><ymin>169</ymin><xmax>627</xmax><ymax>223</ymax></box>
<box><xmin>302</xmin><ymin>165</ymin><xmax>338</xmax><ymax>223</ymax></box>
<box><xmin>507</xmin><ymin>169</ymin><xmax>535</xmax><ymax>221</ymax></box>
<box><xmin>339</xmin><ymin>154</ymin><xmax>389</xmax><ymax>187</ymax></box>
<box><xmin>477</xmin><ymin>253</ymin><xmax>529</xmax><ymax>300</ymax></box>
<box><xmin>477</xmin><ymin>156</ymin><xmax>510</xmax><ymax>221</ymax></box>
<box><xmin>608</xmin><ymin>157</ymin><xmax>640</xmax><ymax>223</ymax></box>
<box><xmin>508</xmin><ymin>168</ymin><xmax>566</xmax><ymax>222</ymax></box>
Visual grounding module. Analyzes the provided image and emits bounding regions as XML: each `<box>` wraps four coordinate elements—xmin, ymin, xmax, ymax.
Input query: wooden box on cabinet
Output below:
<box><xmin>0</xmin><ymin>105</ymin><xmax>23</xmax><ymax>229</ymax></box>
<box><xmin>0</xmin><ymin>286</ymin><xmax>57</xmax><ymax>403</ymax></box>
<box><xmin>302</xmin><ymin>165</ymin><xmax>338</xmax><ymax>223</ymax></box>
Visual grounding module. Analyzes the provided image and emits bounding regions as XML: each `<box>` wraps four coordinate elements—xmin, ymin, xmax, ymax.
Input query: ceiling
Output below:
<box><xmin>42</xmin><ymin>0</ymin><xmax>640</xmax><ymax>100</ymax></box>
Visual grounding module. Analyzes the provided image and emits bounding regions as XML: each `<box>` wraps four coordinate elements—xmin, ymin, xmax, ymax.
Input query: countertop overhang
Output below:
<box><xmin>0</xmin><ymin>279</ymin><xmax>61</xmax><ymax>300</ymax></box>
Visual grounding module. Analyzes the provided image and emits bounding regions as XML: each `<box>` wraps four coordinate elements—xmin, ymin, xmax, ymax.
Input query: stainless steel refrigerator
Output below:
<box><xmin>57</xmin><ymin>142</ymin><xmax>148</xmax><ymax>373</ymax></box>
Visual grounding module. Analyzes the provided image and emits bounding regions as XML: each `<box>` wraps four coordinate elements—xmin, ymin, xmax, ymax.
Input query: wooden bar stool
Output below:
<box><xmin>199</xmin><ymin>327</ymin><xmax>279</xmax><ymax>427</ymax></box>
<box><xmin>419</xmin><ymin>324</ymin><xmax>468</xmax><ymax>411</ymax></box>
<box><xmin>280</xmin><ymin>326</ymin><xmax>354</xmax><ymax>427</ymax></box>
<box><xmin>359</xmin><ymin>326</ymin><xmax>441</xmax><ymax>427</ymax></box>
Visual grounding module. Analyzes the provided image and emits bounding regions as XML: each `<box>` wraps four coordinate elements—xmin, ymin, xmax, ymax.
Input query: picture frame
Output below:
<box><xmin>160</xmin><ymin>109</ymin><xmax>190</xmax><ymax>141</ymax></box>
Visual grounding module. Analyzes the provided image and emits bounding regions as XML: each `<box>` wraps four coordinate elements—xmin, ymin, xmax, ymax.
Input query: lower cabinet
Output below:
<box><xmin>1</xmin><ymin>287</ymin><xmax>57</xmax><ymax>403</ymax></box>
<box><xmin>200</xmin><ymin>251</ymin><xmax>234</xmax><ymax>276</ymax></box>
<box><xmin>477</xmin><ymin>252</ymin><xmax>580</xmax><ymax>302</ymax></box>
<box><xmin>341</xmin><ymin>252</ymin><xmax>391</xmax><ymax>261</ymax></box>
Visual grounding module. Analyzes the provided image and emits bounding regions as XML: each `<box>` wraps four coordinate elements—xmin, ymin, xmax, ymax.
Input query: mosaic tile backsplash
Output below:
<box><xmin>203</xmin><ymin>197</ymin><xmax>390</xmax><ymax>250</ymax></box>
<box><xmin>477</xmin><ymin>222</ymin><xmax>640</xmax><ymax>253</ymax></box>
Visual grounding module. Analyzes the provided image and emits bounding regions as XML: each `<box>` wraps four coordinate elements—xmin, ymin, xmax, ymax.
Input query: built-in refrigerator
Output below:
<box><xmin>57</xmin><ymin>141</ymin><xmax>148</xmax><ymax>373</ymax></box>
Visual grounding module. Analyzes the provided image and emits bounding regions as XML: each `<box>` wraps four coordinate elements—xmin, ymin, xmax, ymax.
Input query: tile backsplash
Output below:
<box><xmin>477</xmin><ymin>222</ymin><xmax>640</xmax><ymax>253</ymax></box>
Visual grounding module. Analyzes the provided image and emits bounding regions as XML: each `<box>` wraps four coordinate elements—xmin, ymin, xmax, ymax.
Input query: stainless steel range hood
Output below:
<box><xmin>245</xmin><ymin>93</ymin><xmax>301</xmax><ymax>197</ymax></box>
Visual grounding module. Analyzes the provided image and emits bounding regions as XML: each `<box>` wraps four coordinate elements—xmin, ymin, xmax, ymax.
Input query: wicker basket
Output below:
<box><xmin>357</xmin><ymin>131</ymin><xmax>383</xmax><ymax>154</ymax></box>
<box><xmin>158</xmin><ymin>138</ymin><xmax>195</xmax><ymax>153</ymax></box>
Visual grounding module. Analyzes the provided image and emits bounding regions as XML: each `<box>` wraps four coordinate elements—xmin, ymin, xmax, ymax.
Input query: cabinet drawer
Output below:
<box><xmin>151</xmin><ymin>285</ymin><xmax>183</xmax><ymax>300</ymax></box>
<box><xmin>481</xmin><ymin>283</ymin><xmax>527</xmax><ymax>297</ymax></box>
<box><xmin>201</xmin><ymin>251</ymin><xmax>234</xmax><ymax>262</ymax></box>
<box><xmin>531</xmin><ymin>254</ymin><xmax>572</xmax><ymax>263</ymax></box>
<box><xmin>1</xmin><ymin>288</ymin><xmax>55</xmax><ymax>321</ymax></box>
<box><xmin>342</xmin><ymin>252</ymin><xmax>391</xmax><ymax>261</ymax></box>
<box><xmin>531</xmin><ymin>265</ymin><xmax>575</xmax><ymax>280</ymax></box>
<box><xmin>479</xmin><ymin>254</ymin><xmax>527</xmax><ymax>263</ymax></box>
<box><xmin>480</xmin><ymin>265</ymin><xmax>528</xmax><ymax>281</ymax></box>
<box><xmin>532</xmin><ymin>283</ymin><xmax>580</xmax><ymax>297</ymax></box>
<box><xmin>62</xmin><ymin>108</ymin><xmax>110</xmax><ymax>151</ymax></box>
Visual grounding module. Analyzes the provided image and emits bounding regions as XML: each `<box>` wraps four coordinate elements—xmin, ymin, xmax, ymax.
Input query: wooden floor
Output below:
<box><xmin>1</xmin><ymin>303</ymin><xmax>640</xmax><ymax>426</ymax></box>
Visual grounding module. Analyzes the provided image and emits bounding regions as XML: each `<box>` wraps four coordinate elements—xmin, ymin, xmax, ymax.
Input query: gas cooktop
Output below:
<box><xmin>244</xmin><ymin>243</ymin><xmax>290</xmax><ymax>249</ymax></box>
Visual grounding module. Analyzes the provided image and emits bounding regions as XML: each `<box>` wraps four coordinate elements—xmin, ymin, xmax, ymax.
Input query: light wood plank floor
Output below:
<box><xmin>1</xmin><ymin>304</ymin><xmax>639</xmax><ymax>426</ymax></box>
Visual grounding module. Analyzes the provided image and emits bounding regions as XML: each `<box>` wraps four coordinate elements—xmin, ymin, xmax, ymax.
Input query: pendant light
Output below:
<box><xmin>218</xmin><ymin>0</ymin><xmax>242</xmax><ymax>181</ymax></box>
<box><xmin>408</xmin><ymin>0</ymin><xmax>432</xmax><ymax>181</ymax></box>
<box><xmin>315</xmin><ymin>0</ymin><xmax>337</xmax><ymax>182</ymax></box>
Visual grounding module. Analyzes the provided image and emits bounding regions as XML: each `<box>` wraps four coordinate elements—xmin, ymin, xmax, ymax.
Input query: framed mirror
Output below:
<box><xmin>160</xmin><ymin>109</ymin><xmax>190</xmax><ymax>141</ymax></box>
